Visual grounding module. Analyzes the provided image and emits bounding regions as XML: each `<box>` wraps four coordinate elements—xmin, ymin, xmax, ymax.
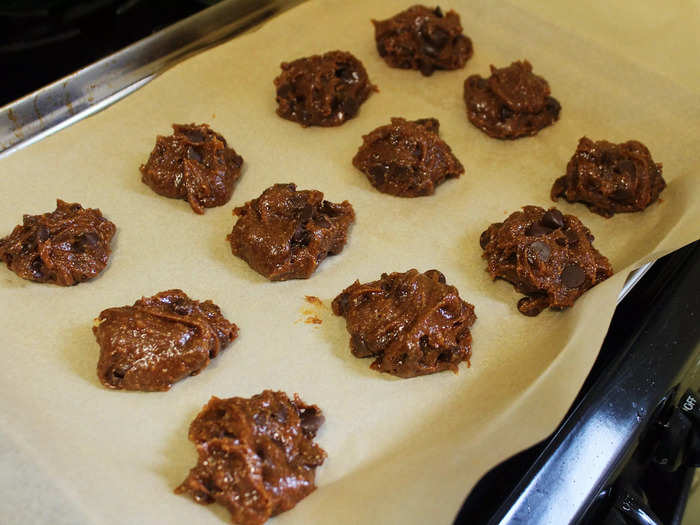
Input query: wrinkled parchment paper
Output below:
<box><xmin>1</xmin><ymin>1</ymin><xmax>699</xmax><ymax>523</ymax></box>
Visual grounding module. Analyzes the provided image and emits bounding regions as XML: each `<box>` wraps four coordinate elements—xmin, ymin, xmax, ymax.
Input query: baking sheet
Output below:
<box><xmin>1</xmin><ymin>0</ymin><xmax>699</xmax><ymax>524</ymax></box>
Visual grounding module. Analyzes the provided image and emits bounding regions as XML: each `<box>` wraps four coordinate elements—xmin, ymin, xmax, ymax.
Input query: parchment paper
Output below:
<box><xmin>1</xmin><ymin>1</ymin><xmax>699</xmax><ymax>524</ymax></box>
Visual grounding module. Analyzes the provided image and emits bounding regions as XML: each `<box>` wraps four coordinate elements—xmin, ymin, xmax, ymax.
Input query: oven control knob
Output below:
<box><xmin>678</xmin><ymin>389</ymin><xmax>700</xmax><ymax>423</ymax></box>
<box><xmin>679</xmin><ymin>389</ymin><xmax>700</xmax><ymax>467</ymax></box>
<box><xmin>652</xmin><ymin>406</ymin><xmax>692</xmax><ymax>472</ymax></box>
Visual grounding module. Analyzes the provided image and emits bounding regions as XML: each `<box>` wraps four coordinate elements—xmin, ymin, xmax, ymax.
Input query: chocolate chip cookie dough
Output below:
<box><xmin>0</xmin><ymin>199</ymin><xmax>116</xmax><ymax>286</ymax></box>
<box><xmin>551</xmin><ymin>137</ymin><xmax>666</xmax><ymax>217</ymax></box>
<box><xmin>373</xmin><ymin>5</ymin><xmax>473</xmax><ymax>76</ymax></box>
<box><xmin>463</xmin><ymin>60</ymin><xmax>561</xmax><ymax>139</ymax></box>
<box><xmin>332</xmin><ymin>269</ymin><xmax>476</xmax><ymax>378</ymax></box>
<box><xmin>94</xmin><ymin>289</ymin><xmax>238</xmax><ymax>391</ymax></box>
<box><xmin>140</xmin><ymin>123</ymin><xmax>244</xmax><ymax>214</ymax></box>
<box><xmin>274</xmin><ymin>50</ymin><xmax>376</xmax><ymax>127</ymax></box>
<box><xmin>227</xmin><ymin>183</ymin><xmax>355</xmax><ymax>281</ymax></box>
<box><xmin>176</xmin><ymin>390</ymin><xmax>326</xmax><ymax>525</ymax></box>
<box><xmin>480</xmin><ymin>207</ymin><xmax>613</xmax><ymax>316</ymax></box>
<box><xmin>352</xmin><ymin>117</ymin><xmax>464</xmax><ymax>197</ymax></box>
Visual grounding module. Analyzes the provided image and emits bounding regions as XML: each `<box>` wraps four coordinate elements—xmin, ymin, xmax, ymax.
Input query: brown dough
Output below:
<box><xmin>227</xmin><ymin>183</ymin><xmax>355</xmax><ymax>281</ymax></box>
<box><xmin>94</xmin><ymin>289</ymin><xmax>238</xmax><ymax>391</ymax></box>
<box><xmin>274</xmin><ymin>50</ymin><xmax>376</xmax><ymax>127</ymax></box>
<box><xmin>480</xmin><ymin>206</ymin><xmax>613</xmax><ymax>316</ymax></box>
<box><xmin>0</xmin><ymin>199</ymin><xmax>116</xmax><ymax>286</ymax></box>
<box><xmin>463</xmin><ymin>60</ymin><xmax>561</xmax><ymax>139</ymax></box>
<box><xmin>352</xmin><ymin>117</ymin><xmax>464</xmax><ymax>197</ymax></box>
<box><xmin>551</xmin><ymin>137</ymin><xmax>666</xmax><ymax>217</ymax></box>
<box><xmin>140</xmin><ymin>123</ymin><xmax>243</xmax><ymax>214</ymax></box>
<box><xmin>332</xmin><ymin>269</ymin><xmax>476</xmax><ymax>378</ymax></box>
<box><xmin>373</xmin><ymin>5</ymin><xmax>473</xmax><ymax>76</ymax></box>
<box><xmin>175</xmin><ymin>390</ymin><xmax>326</xmax><ymax>525</ymax></box>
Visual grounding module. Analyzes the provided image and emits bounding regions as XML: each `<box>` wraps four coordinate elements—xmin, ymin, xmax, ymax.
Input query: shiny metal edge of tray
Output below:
<box><xmin>0</xmin><ymin>0</ymin><xmax>652</xmax><ymax>298</ymax></box>
<box><xmin>0</xmin><ymin>0</ymin><xmax>303</xmax><ymax>158</ymax></box>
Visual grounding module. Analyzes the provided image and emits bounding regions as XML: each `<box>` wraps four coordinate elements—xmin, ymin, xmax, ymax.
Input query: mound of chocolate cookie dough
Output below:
<box><xmin>176</xmin><ymin>390</ymin><xmax>326</xmax><ymax>525</ymax></box>
<box><xmin>332</xmin><ymin>269</ymin><xmax>476</xmax><ymax>378</ymax></box>
<box><xmin>274</xmin><ymin>50</ymin><xmax>376</xmax><ymax>127</ymax></box>
<box><xmin>227</xmin><ymin>183</ymin><xmax>355</xmax><ymax>281</ymax></box>
<box><xmin>463</xmin><ymin>60</ymin><xmax>560</xmax><ymax>139</ymax></box>
<box><xmin>551</xmin><ymin>137</ymin><xmax>666</xmax><ymax>217</ymax></box>
<box><xmin>352</xmin><ymin>117</ymin><xmax>464</xmax><ymax>197</ymax></box>
<box><xmin>0</xmin><ymin>199</ymin><xmax>116</xmax><ymax>286</ymax></box>
<box><xmin>373</xmin><ymin>5</ymin><xmax>473</xmax><ymax>76</ymax></box>
<box><xmin>140</xmin><ymin>123</ymin><xmax>243</xmax><ymax>214</ymax></box>
<box><xmin>94</xmin><ymin>289</ymin><xmax>238</xmax><ymax>391</ymax></box>
<box><xmin>480</xmin><ymin>207</ymin><xmax>613</xmax><ymax>316</ymax></box>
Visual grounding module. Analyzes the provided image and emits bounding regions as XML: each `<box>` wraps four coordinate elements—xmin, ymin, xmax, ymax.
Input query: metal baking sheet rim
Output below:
<box><xmin>0</xmin><ymin>0</ymin><xmax>654</xmax><ymax>302</ymax></box>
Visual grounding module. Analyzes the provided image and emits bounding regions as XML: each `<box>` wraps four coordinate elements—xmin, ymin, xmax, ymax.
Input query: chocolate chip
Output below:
<box><xmin>419</xmin><ymin>61</ymin><xmax>435</xmax><ymax>76</ymax></box>
<box><xmin>180</xmin><ymin>128</ymin><xmax>205</xmax><ymax>143</ymax></box>
<box><xmin>610</xmin><ymin>187</ymin><xmax>635</xmax><ymax>202</ymax></box>
<box><xmin>419</xmin><ymin>335</ymin><xmax>430</xmax><ymax>349</ymax></box>
<box><xmin>83</xmin><ymin>232</ymin><xmax>99</xmax><ymax>246</ymax></box>
<box><xmin>291</xmin><ymin>227</ymin><xmax>312</xmax><ymax>246</ymax></box>
<box><xmin>564</xmin><ymin>229</ymin><xmax>579</xmax><ymax>245</ymax></box>
<box><xmin>544</xmin><ymin>97</ymin><xmax>561</xmax><ymax>117</ymax></box>
<box><xmin>555</xmin><ymin>237</ymin><xmax>567</xmax><ymax>247</ymax></box>
<box><xmin>300</xmin><ymin>204</ymin><xmax>313</xmax><ymax>221</ymax></box>
<box><xmin>335</xmin><ymin>67</ymin><xmax>356</xmax><ymax>82</ymax></box>
<box><xmin>541</xmin><ymin>209</ymin><xmax>564</xmax><ymax>230</ymax></box>
<box><xmin>172</xmin><ymin>301</ymin><xmax>191</xmax><ymax>316</ymax></box>
<box><xmin>423</xmin><ymin>27</ymin><xmax>450</xmax><ymax>55</ymax></box>
<box><xmin>72</xmin><ymin>232</ymin><xmax>99</xmax><ymax>253</ymax></box>
<box><xmin>335</xmin><ymin>292</ymin><xmax>350</xmax><ymax>314</ymax></box>
<box><xmin>112</xmin><ymin>368</ymin><xmax>126</xmax><ymax>380</ymax></box>
<box><xmin>30</xmin><ymin>257</ymin><xmax>43</xmax><ymax>277</ymax></box>
<box><xmin>36</xmin><ymin>225</ymin><xmax>49</xmax><ymax>242</ymax></box>
<box><xmin>351</xmin><ymin>333</ymin><xmax>370</xmax><ymax>356</ymax></box>
<box><xmin>529</xmin><ymin>240</ymin><xmax>550</xmax><ymax>262</ymax></box>
<box><xmin>479</xmin><ymin>230</ymin><xmax>491</xmax><ymax>249</ymax></box>
<box><xmin>273</xmin><ymin>405</ymin><xmax>288</xmax><ymax>423</ymax></box>
<box><xmin>187</xmin><ymin>146</ymin><xmax>203</xmax><ymax>163</ymax></box>
<box><xmin>369</xmin><ymin>164</ymin><xmax>387</xmax><ymax>186</ymax></box>
<box><xmin>500</xmin><ymin>105</ymin><xmax>514</xmax><ymax>121</ymax></box>
<box><xmin>438</xmin><ymin>350</ymin><xmax>452</xmax><ymax>363</ymax></box>
<box><xmin>434</xmin><ymin>6</ymin><xmax>443</xmax><ymax>17</ymax></box>
<box><xmin>340</xmin><ymin>97</ymin><xmax>359</xmax><ymax>117</ymax></box>
<box><xmin>21</xmin><ymin>239</ymin><xmax>36</xmax><ymax>253</ymax></box>
<box><xmin>561</xmin><ymin>264</ymin><xmax>585</xmax><ymax>288</ymax></box>
<box><xmin>425</xmin><ymin>269</ymin><xmax>446</xmax><ymax>283</ymax></box>
<box><xmin>526</xmin><ymin>223</ymin><xmax>553</xmax><ymax>236</ymax></box>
